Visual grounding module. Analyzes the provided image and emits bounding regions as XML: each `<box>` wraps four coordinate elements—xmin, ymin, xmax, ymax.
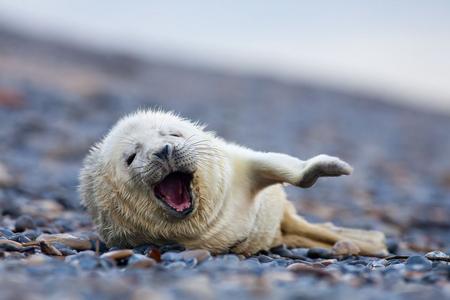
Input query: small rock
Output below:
<box><xmin>36</xmin><ymin>233</ymin><xmax>92</xmax><ymax>251</ymax></box>
<box><xmin>165</xmin><ymin>261</ymin><xmax>187</xmax><ymax>270</ymax></box>
<box><xmin>147</xmin><ymin>248</ymin><xmax>162</xmax><ymax>262</ymax></box>
<box><xmin>127</xmin><ymin>254</ymin><xmax>157</xmax><ymax>269</ymax></box>
<box><xmin>160</xmin><ymin>243</ymin><xmax>185</xmax><ymax>253</ymax></box>
<box><xmin>425</xmin><ymin>251</ymin><xmax>449</xmax><ymax>259</ymax></box>
<box><xmin>100</xmin><ymin>249</ymin><xmax>134</xmax><ymax>261</ymax></box>
<box><xmin>161</xmin><ymin>251</ymin><xmax>181</xmax><ymax>261</ymax></box>
<box><xmin>307</xmin><ymin>248</ymin><xmax>333</xmax><ymax>259</ymax></box>
<box><xmin>0</xmin><ymin>239</ymin><xmax>24</xmax><ymax>251</ymax></box>
<box><xmin>39</xmin><ymin>241</ymin><xmax>63</xmax><ymax>256</ymax></box>
<box><xmin>14</xmin><ymin>215</ymin><xmax>36</xmax><ymax>232</ymax></box>
<box><xmin>386</xmin><ymin>238</ymin><xmax>399</xmax><ymax>254</ymax></box>
<box><xmin>290</xmin><ymin>248</ymin><xmax>309</xmax><ymax>258</ymax></box>
<box><xmin>0</xmin><ymin>228</ymin><xmax>14</xmax><ymax>238</ymax></box>
<box><xmin>179</xmin><ymin>249</ymin><xmax>211</xmax><ymax>263</ymax></box>
<box><xmin>66</xmin><ymin>251</ymin><xmax>102</xmax><ymax>270</ymax></box>
<box><xmin>332</xmin><ymin>240</ymin><xmax>360</xmax><ymax>256</ymax></box>
<box><xmin>257</xmin><ymin>255</ymin><xmax>273</xmax><ymax>263</ymax></box>
<box><xmin>10</xmin><ymin>234</ymin><xmax>31</xmax><ymax>243</ymax></box>
<box><xmin>270</xmin><ymin>244</ymin><xmax>293</xmax><ymax>257</ymax></box>
<box><xmin>405</xmin><ymin>255</ymin><xmax>432</xmax><ymax>272</ymax></box>
<box><xmin>367</xmin><ymin>259</ymin><xmax>387</xmax><ymax>270</ymax></box>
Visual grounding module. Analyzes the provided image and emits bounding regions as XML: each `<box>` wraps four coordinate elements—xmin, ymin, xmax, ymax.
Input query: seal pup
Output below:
<box><xmin>80</xmin><ymin>110</ymin><xmax>387</xmax><ymax>256</ymax></box>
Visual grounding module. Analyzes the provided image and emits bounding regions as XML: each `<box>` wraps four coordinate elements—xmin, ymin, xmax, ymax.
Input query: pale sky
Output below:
<box><xmin>1</xmin><ymin>1</ymin><xmax>450</xmax><ymax>112</ymax></box>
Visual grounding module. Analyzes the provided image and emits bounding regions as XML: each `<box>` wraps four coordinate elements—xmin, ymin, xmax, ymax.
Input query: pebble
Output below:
<box><xmin>307</xmin><ymin>248</ymin><xmax>333</xmax><ymax>259</ymax></box>
<box><xmin>39</xmin><ymin>241</ymin><xmax>63</xmax><ymax>256</ymax></box>
<box><xmin>127</xmin><ymin>254</ymin><xmax>157</xmax><ymax>269</ymax></box>
<box><xmin>179</xmin><ymin>249</ymin><xmax>212</xmax><ymax>263</ymax></box>
<box><xmin>100</xmin><ymin>249</ymin><xmax>134</xmax><ymax>261</ymax></box>
<box><xmin>165</xmin><ymin>261</ymin><xmax>187</xmax><ymax>270</ymax></box>
<box><xmin>0</xmin><ymin>239</ymin><xmax>24</xmax><ymax>251</ymax></box>
<box><xmin>270</xmin><ymin>244</ymin><xmax>293</xmax><ymax>257</ymax></box>
<box><xmin>332</xmin><ymin>240</ymin><xmax>360</xmax><ymax>256</ymax></box>
<box><xmin>36</xmin><ymin>233</ymin><xmax>92</xmax><ymax>251</ymax></box>
<box><xmin>405</xmin><ymin>255</ymin><xmax>433</xmax><ymax>272</ymax></box>
<box><xmin>0</xmin><ymin>228</ymin><xmax>14</xmax><ymax>238</ymax></box>
<box><xmin>425</xmin><ymin>251</ymin><xmax>449</xmax><ymax>259</ymax></box>
<box><xmin>159</xmin><ymin>243</ymin><xmax>185</xmax><ymax>253</ymax></box>
<box><xmin>14</xmin><ymin>215</ymin><xmax>36</xmax><ymax>232</ymax></box>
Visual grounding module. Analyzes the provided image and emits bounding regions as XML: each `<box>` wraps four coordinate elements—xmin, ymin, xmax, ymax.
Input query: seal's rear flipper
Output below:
<box><xmin>280</xmin><ymin>202</ymin><xmax>388</xmax><ymax>257</ymax></box>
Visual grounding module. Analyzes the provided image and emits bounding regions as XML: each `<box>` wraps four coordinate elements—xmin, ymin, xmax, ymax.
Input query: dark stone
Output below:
<box><xmin>386</xmin><ymin>238</ymin><xmax>399</xmax><ymax>254</ymax></box>
<box><xmin>257</xmin><ymin>255</ymin><xmax>273</xmax><ymax>263</ymax></box>
<box><xmin>159</xmin><ymin>243</ymin><xmax>185</xmax><ymax>253</ymax></box>
<box><xmin>14</xmin><ymin>215</ymin><xmax>36</xmax><ymax>232</ymax></box>
<box><xmin>307</xmin><ymin>248</ymin><xmax>333</xmax><ymax>259</ymax></box>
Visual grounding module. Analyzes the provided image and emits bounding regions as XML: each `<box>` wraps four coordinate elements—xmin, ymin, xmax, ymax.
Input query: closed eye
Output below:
<box><xmin>126</xmin><ymin>153</ymin><xmax>137</xmax><ymax>166</ymax></box>
<box><xmin>169</xmin><ymin>133</ymin><xmax>182</xmax><ymax>137</ymax></box>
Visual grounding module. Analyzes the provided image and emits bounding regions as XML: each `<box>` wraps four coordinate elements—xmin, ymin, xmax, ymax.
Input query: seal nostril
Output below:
<box><xmin>154</xmin><ymin>144</ymin><xmax>173</xmax><ymax>160</ymax></box>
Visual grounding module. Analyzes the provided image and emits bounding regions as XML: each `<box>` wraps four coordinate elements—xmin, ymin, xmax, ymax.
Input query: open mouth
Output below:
<box><xmin>154</xmin><ymin>172</ymin><xmax>193</xmax><ymax>217</ymax></box>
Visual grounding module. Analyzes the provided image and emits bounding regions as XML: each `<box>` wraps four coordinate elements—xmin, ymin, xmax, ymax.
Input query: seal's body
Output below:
<box><xmin>80</xmin><ymin>110</ymin><xmax>387</xmax><ymax>256</ymax></box>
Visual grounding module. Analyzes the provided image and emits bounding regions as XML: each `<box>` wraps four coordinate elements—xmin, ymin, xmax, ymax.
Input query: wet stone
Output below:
<box><xmin>14</xmin><ymin>215</ymin><xmax>36</xmax><ymax>232</ymax></box>
<box><xmin>405</xmin><ymin>255</ymin><xmax>433</xmax><ymax>272</ymax></box>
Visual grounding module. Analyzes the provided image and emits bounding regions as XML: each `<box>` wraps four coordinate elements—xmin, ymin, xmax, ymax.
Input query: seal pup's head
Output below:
<box><xmin>79</xmin><ymin>110</ymin><xmax>227</xmax><ymax>247</ymax></box>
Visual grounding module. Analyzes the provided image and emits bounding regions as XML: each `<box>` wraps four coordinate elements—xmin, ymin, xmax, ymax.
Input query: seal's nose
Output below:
<box><xmin>154</xmin><ymin>144</ymin><xmax>173</xmax><ymax>160</ymax></box>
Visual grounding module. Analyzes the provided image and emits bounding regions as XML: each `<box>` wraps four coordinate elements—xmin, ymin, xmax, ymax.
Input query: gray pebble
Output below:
<box><xmin>425</xmin><ymin>251</ymin><xmax>449</xmax><ymax>259</ymax></box>
<box><xmin>405</xmin><ymin>255</ymin><xmax>432</xmax><ymax>272</ymax></box>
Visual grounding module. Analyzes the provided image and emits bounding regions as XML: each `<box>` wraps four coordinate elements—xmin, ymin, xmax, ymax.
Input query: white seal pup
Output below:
<box><xmin>79</xmin><ymin>110</ymin><xmax>387</xmax><ymax>256</ymax></box>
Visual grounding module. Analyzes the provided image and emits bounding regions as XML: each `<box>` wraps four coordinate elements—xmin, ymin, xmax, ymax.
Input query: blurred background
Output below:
<box><xmin>1</xmin><ymin>1</ymin><xmax>450</xmax><ymax>252</ymax></box>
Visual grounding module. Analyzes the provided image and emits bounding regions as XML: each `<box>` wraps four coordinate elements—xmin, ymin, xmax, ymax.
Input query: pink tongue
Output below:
<box><xmin>154</xmin><ymin>174</ymin><xmax>190</xmax><ymax>212</ymax></box>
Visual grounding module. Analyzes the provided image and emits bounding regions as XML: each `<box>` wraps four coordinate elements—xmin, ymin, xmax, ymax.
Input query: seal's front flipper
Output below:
<box><xmin>297</xmin><ymin>155</ymin><xmax>353</xmax><ymax>188</ymax></box>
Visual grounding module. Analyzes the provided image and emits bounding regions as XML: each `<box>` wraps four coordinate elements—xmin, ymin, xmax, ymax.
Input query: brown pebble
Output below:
<box><xmin>286</xmin><ymin>262</ymin><xmax>312</xmax><ymax>272</ymax></box>
<box><xmin>127</xmin><ymin>255</ymin><xmax>157</xmax><ymax>269</ymax></box>
<box><xmin>320</xmin><ymin>259</ymin><xmax>338</xmax><ymax>266</ymax></box>
<box><xmin>147</xmin><ymin>248</ymin><xmax>161</xmax><ymax>262</ymax></box>
<box><xmin>286</xmin><ymin>262</ymin><xmax>337</xmax><ymax>280</ymax></box>
<box><xmin>332</xmin><ymin>240</ymin><xmax>360</xmax><ymax>256</ymax></box>
<box><xmin>100</xmin><ymin>249</ymin><xmax>134</xmax><ymax>261</ymax></box>
<box><xmin>39</xmin><ymin>241</ymin><xmax>63</xmax><ymax>256</ymax></box>
<box><xmin>36</xmin><ymin>233</ymin><xmax>92</xmax><ymax>251</ymax></box>
<box><xmin>0</xmin><ymin>239</ymin><xmax>24</xmax><ymax>251</ymax></box>
<box><xmin>179</xmin><ymin>249</ymin><xmax>211</xmax><ymax>263</ymax></box>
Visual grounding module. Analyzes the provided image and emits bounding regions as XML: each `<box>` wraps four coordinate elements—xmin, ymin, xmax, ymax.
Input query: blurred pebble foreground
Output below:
<box><xmin>0</xmin><ymin>26</ymin><xmax>449</xmax><ymax>300</ymax></box>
